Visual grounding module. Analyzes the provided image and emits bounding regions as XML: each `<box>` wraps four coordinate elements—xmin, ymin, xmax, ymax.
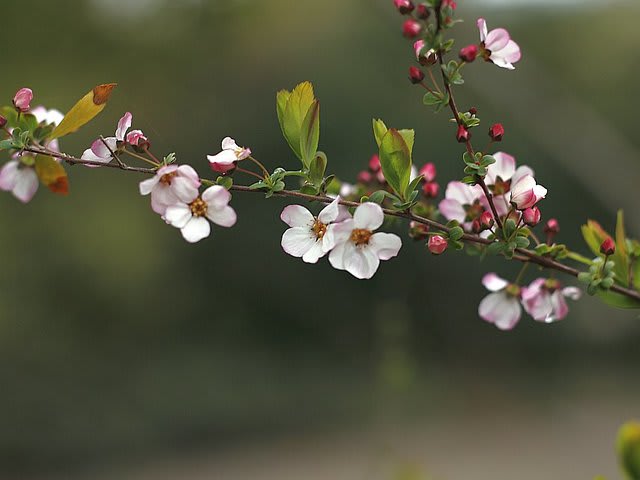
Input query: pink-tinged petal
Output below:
<box><xmin>126</xmin><ymin>130</ymin><xmax>147</xmax><ymax>146</ymax></box>
<box><xmin>280</xmin><ymin>204</ymin><xmax>314</xmax><ymax>228</ymax></box>
<box><xmin>498</xmin><ymin>40</ymin><xmax>521</xmax><ymax>64</ymax></box>
<box><xmin>369</xmin><ymin>232</ymin><xmax>402</xmax><ymax>260</ymax></box>
<box><xmin>0</xmin><ymin>161</ymin><xmax>19</xmax><ymax>191</ymax></box>
<box><xmin>482</xmin><ymin>273</ymin><xmax>509</xmax><ymax>292</ymax></box>
<box><xmin>81</xmin><ymin>147</ymin><xmax>109</xmax><ymax>168</ymax></box>
<box><xmin>328</xmin><ymin>241</ymin><xmax>348</xmax><ymax>271</ymax></box>
<box><xmin>281</xmin><ymin>227</ymin><xmax>316</xmax><ymax>258</ymax></box>
<box><xmin>438</xmin><ymin>198</ymin><xmax>466</xmax><ymax>223</ymax></box>
<box><xmin>164</xmin><ymin>204</ymin><xmax>192</xmax><ymax>229</ymax></box>
<box><xmin>485</xmin><ymin>28</ymin><xmax>510</xmax><ymax>52</ymax></box>
<box><xmin>139</xmin><ymin>176</ymin><xmax>159</xmax><ymax>196</ymax></box>
<box><xmin>151</xmin><ymin>192</ymin><xmax>170</xmax><ymax>215</ymax></box>
<box><xmin>353</xmin><ymin>202</ymin><xmax>384</xmax><ymax>230</ymax></box>
<box><xmin>482</xmin><ymin>193</ymin><xmax>510</xmax><ymax>218</ymax></box>
<box><xmin>202</xmin><ymin>185</ymin><xmax>231</xmax><ymax>209</ymax></box>
<box><xmin>522</xmin><ymin>282</ymin><xmax>553</xmax><ymax>322</ymax></box>
<box><xmin>414</xmin><ymin>39</ymin><xmax>426</xmax><ymax>59</ymax></box>
<box><xmin>221</xmin><ymin>137</ymin><xmax>239</xmax><ymax>151</ymax></box>
<box><xmin>489</xmin><ymin>56</ymin><xmax>516</xmax><ymax>71</ymax></box>
<box><xmin>562</xmin><ymin>286</ymin><xmax>582</xmax><ymax>301</ymax></box>
<box><xmin>157</xmin><ymin>164</ymin><xmax>179</xmax><ymax>176</ymax></box>
<box><xmin>207</xmin><ymin>150</ymin><xmax>237</xmax><ymax>166</ymax></box>
<box><xmin>176</xmin><ymin>165</ymin><xmax>200</xmax><ymax>186</ymax></box>
<box><xmin>115</xmin><ymin>112</ymin><xmax>132</xmax><ymax>141</ymax></box>
<box><xmin>478</xmin><ymin>292</ymin><xmax>521</xmax><ymax>331</ymax></box>
<box><xmin>152</xmin><ymin>185</ymin><xmax>180</xmax><ymax>208</ymax></box>
<box><xmin>477</xmin><ymin>18</ymin><xmax>488</xmax><ymax>42</ymax></box>
<box><xmin>445</xmin><ymin>181</ymin><xmax>481</xmax><ymax>206</ymax></box>
<box><xmin>487</xmin><ymin>151</ymin><xmax>516</xmax><ymax>184</ymax></box>
<box><xmin>32</xmin><ymin>106</ymin><xmax>64</xmax><ymax>126</ymax></box>
<box><xmin>180</xmin><ymin>216</ymin><xmax>210</xmax><ymax>243</ymax></box>
<box><xmin>511</xmin><ymin>165</ymin><xmax>534</xmax><ymax>186</ymax></box>
<box><xmin>171</xmin><ymin>177</ymin><xmax>200</xmax><ymax>204</ymax></box>
<box><xmin>549</xmin><ymin>291</ymin><xmax>569</xmax><ymax>322</ymax></box>
<box><xmin>318</xmin><ymin>196</ymin><xmax>345</xmax><ymax>224</ymax></box>
<box><xmin>323</xmin><ymin>220</ymin><xmax>354</xmax><ymax>252</ymax></box>
<box><xmin>206</xmin><ymin>205</ymin><xmax>237</xmax><ymax>228</ymax></box>
<box><xmin>532</xmin><ymin>184</ymin><xmax>548</xmax><ymax>201</ymax></box>
<box><xmin>13</xmin><ymin>167</ymin><xmax>39</xmax><ymax>203</ymax></box>
<box><xmin>90</xmin><ymin>137</ymin><xmax>118</xmax><ymax>160</ymax></box>
<box><xmin>302</xmin><ymin>241</ymin><xmax>326</xmax><ymax>264</ymax></box>
<box><xmin>343</xmin><ymin>244</ymin><xmax>380</xmax><ymax>280</ymax></box>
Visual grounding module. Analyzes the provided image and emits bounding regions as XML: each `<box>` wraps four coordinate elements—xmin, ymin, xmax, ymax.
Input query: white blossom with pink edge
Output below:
<box><xmin>483</xmin><ymin>151</ymin><xmax>533</xmax><ymax>216</ymax></box>
<box><xmin>281</xmin><ymin>197</ymin><xmax>351</xmax><ymax>264</ymax></box>
<box><xmin>207</xmin><ymin>137</ymin><xmax>251</xmax><ymax>173</ymax></box>
<box><xmin>164</xmin><ymin>186</ymin><xmax>237</xmax><ymax>243</ymax></box>
<box><xmin>509</xmin><ymin>174</ymin><xmax>547</xmax><ymax>210</ymax></box>
<box><xmin>477</xmin><ymin>18</ymin><xmax>521</xmax><ymax>70</ymax></box>
<box><xmin>81</xmin><ymin>112</ymin><xmax>133</xmax><ymax>166</ymax></box>
<box><xmin>478</xmin><ymin>273</ymin><xmax>522</xmax><ymax>331</ymax></box>
<box><xmin>325</xmin><ymin>202</ymin><xmax>402</xmax><ymax>280</ymax></box>
<box><xmin>438</xmin><ymin>181</ymin><xmax>484</xmax><ymax>230</ymax></box>
<box><xmin>521</xmin><ymin>278</ymin><xmax>582</xmax><ymax>323</ymax></box>
<box><xmin>139</xmin><ymin>164</ymin><xmax>201</xmax><ymax>215</ymax></box>
<box><xmin>0</xmin><ymin>160</ymin><xmax>39</xmax><ymax>203</ymax></box>
<box><xmin>32</xmin><ymin>106</ymin><xmax>64</xmax><ymax>152</ymax></box>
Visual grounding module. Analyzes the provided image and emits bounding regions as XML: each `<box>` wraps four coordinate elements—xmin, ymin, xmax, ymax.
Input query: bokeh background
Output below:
<box><xmin>2</xmin><ymin>0</ymin><xmax>640</xmax><ymax>478</ymax></box>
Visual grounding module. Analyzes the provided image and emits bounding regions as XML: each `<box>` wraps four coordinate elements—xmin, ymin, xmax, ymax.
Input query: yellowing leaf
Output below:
<box><xmin>50</xmin><ymin>83</ymin><xmax>117</xmax><ymax>139</ymax></box>
<box><xmin>35</xmin><ymin>155</ymin><xmax>69</xmax><ymax>195</ymax></box>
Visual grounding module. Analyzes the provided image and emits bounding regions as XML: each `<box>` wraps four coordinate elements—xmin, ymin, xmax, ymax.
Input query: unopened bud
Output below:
<box><xmin>419</xmin><ymin>162</ymin><xmax>436</xmax><ymax>182</ymax></box>
<box><xmin>409</xmin><ymin>66</ymin><xmax>425</xmax><ymax>84</ymax></box>
<box><xmin>544</xmin><ymin>218</ymin><xmax>560</xmax><ymax>235</ymax></box>
<box><xmin>422</xmin><ymin>181</ymin><xmax>439</xmax><ymax>198</ymax></box>
<box><xmin>13</xmin><ymin>87</ymin><xmax>33</xmax><ymax>112</ymax></box>
<box><xmin>456</xmin><ymin>125</ymin><xmax>471</xmax><ymax>143</ymax></box>
<box><xmin>522</xmin><ymin>206</ymin><xmax>541</xmax><ymax>226</ymax></box>
<box><xmin>471</xmin><ymin>219</ymin><xmax>482</xmax><ymax>234</ymax></box>
<box><xmin>468</xmin><ymin>107</ymin><xmax>478</xmax><ymax>116</ymax></box>
<box><xmin>428</xmin><ymin>235</ymin><xmax>448</xmax><ymax>255</ymax></box>
<box><xmin>402</xmin><ymin>19</ymin><xmax>422</xmax><ymax>39</ymax></box>
<box><xmin>600</xmin><ymin>237</ymin><xmax>616</xmax><ymax>256</ymax></box>
<box><xmin>409</xmin><ymin>221</ymin><xmax>430</xmax><ymax>240</ymax></box>
<box><xmin>416</xmin><ymin>3</ymin><xmax>430</xmax><ymax>19</ymax></box>
<box><xmin>368</xmin><ymin>154</ymin><xmax>381</xmax><ymax>172</ymax></box>
<box><xmin>393</xmin><ymin>0</ymin><xmax>415</xmax><ymax>15</ymax></box>
<box><xmin>443</xmin><ymin>0</ymin><xmax>457</xmax><ymax>9</ymax></box>
<box><xmin>480</xmin><ymin>210</ymin><xmax>494</xmax><ymax>230</ymax></box>
<box><xmin>459</xmin><ymin>44</ymin><xmax>478</xmax><ymax>63</ymax></box>
<box><xmin>489</xmin><ymin>123</ymin><xmax>505</xmax><ymax>142</ymax></box>
<box><xmin>0</xmin><ymin>115</ymin><xmax>7</xmax><ymax>128</ymax></box>
<box><xmin>357</xmin><ymin>170</ymin><xmax>372</xmax><ymax>183</ymax></box>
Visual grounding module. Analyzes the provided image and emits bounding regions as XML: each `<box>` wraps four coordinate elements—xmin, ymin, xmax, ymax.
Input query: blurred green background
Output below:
<box><xmin>2</xmin><ymin>0</ymin><xmax>640</xmax><ymax>479</ymax></box>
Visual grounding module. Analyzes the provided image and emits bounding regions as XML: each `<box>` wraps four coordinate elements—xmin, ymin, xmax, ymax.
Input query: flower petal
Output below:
<box><xmin>343</xmin><ymin>244</ymin><xmax>380</xmax><ymax>280</ymax></box>
<box><xmin>485</xmin><ymin>28</ymin><xmax>510</xmax><ymax>52</ymax></box>
<box><xmin>280</xmin><ymin>204</ymin><xmax>314</xmax><ymax>228</ymax></box>
<box><xmin>301</xmin><ymin>240</ymin><xmax>326</xmax><ymax>264</ymax></box>
<box><xmin>202</xmin><ymin>185</ymin><xmax>231</xmax><ymax>209</ymax></box>
<box><xmin>329</xmin><ymin>241</ymin><xmax>348</xmax><ymax>271</ymax></box>
<box><xmin>438</xmin><ymin>198</ymin><xmax>466</xmax><ymax>223</ymax></box>
<box><xmin>477</xmin><ymin>18</ymin><xmax>488</xmax><ymax>42</ymax></box>
<box><xmin>139</xmin><ymin>176</ymin><xmax>159</xmax><ymax>196</ymax></box>
<box><xmin>206</xmin><ymin>205</ymin><xmax>237</xmax><ymax>228</ymax></box>
<box><xmin>353</xmin><ymin>202</ymin><xmax>384</xmax><ymax>230</ymax></box>
<box><xmin>115</xmin><ymin>112</ymin><xmax>132</xmax><ymax>141</ymax></box>
<box><xmin>207</xmin><ymin>150</ymin><xmax>237</xmax><ymax>166</ymax></box>
<box><xmin>0</xmin><ymin>160</ymin><xmax>19</xmax><ymax>191</ymax></box>
<box><xmin>221</xmin><ymin>137</ymin><xmax>239</xmax><ymax>151</ymax></box>
<box><xmin>562</xmin><ymin>286</ymin><xmax>582</xmax><ymax>301</ymax></box>
<box><xmin>478</xmin><ymin>292</ymin><xmax>521</xmax><ymax>330</ymax></box>
<box><xmin>318</xmin><ymin>196</ymin><xmax>342</xmax><ymax>224</ymax></box>
<box><xmin>164</xmin><ymin>204</ymin><xmax>193</xmax><ymax>229</ymax></box>
<box><xmin>171</xmin><ymin>177</ymin><xmax>200</xmax><ymax>204</ymax></box>
<box><xmin>369</xmin><ymin>232</ymin><xmax>402</xmax><ymax>261</ymax></box>
<box><xmin>281</xmin><ymin>227</ymin><xmax>316</xmax><ymax>258</ymax></box>
<box><xmin>180</xmin><ymin>216</ymin><xmax>210</xmax><ymax>243</ymax></box>
<box><xmin>486</xmin><ymin>151</ymin><xmax>515</xmax><ymax>184</ymax></box>
<box><xmin>13</xmin><ymin>167</ymin><xmax>39</xmax><ymax>203</ymax></box>
<box><xmin>323</xmin><ymin>220</ymin><xmax>354</xmax><ymax>252</ymax></box>
<box><xmin>176</xmin><ymin>165</ymin><xmax>201</xmax><ymax>186</ymax></box>
<box><xmin>482</xmin><ymin>273</ymin><xmax>509</xmax><ymax>292</ymax></box>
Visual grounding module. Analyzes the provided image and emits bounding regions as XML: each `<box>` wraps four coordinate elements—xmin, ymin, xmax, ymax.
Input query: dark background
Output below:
<box><xmin>1</xmin><ymin>0</ymin><xmax>639</xmax><ymax>478</ymax></box>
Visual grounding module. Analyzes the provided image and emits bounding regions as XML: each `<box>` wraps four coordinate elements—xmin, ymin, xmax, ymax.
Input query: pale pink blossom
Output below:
<box><xmin>139</xmin><ymin>164</ymin><xmax>201</xmax><ymax>215</ymax></box>
<box><xmin>164</xmin><ymin>185</ymin><xmax>237</xmax><ymax>243</ymax></box>
<box><xmin>478</xmin><ymin>273</ymin><xmax>522</xmax><ymax>331</ymax></box>
<box><xmin>207</xmin><ymin>137</ymin><xmax>251</xmax><ymax>173</ymax></box>
<box><xmin>13</xmin><ymin>88</ymin><xmax>33</xmax><ymax>112</ymax></box>
<box><xmin>521</xmin><ymin>278</ymin><xmax>581</xmax><ymax>323</ymax></box>
<box><xmin>510</xmin><ymin>174</ymin><xmax>547</xmax><ymax>210</ymax></box>
<box><xmin>0</xmin><ymin>160</ymin><xmax>39</xmax><ymax>203</ymax></box>
<box><xmin>32</xmin><ymin>106</ymin><xmax>64</xmax><ymax>152</ymax></box>
<box><xmin>413</xmin><ymin>40</ymin><xmax>426</xmax><ymax>60</ymax></box>
<box><xmin>326</xmin><ymin>202</ymin><xmax>402</xmax><ymax>279</ymax></box>
<box><xmin>280</xmin><ymin>197</ymin><xmax>350</xmax><ymax>264</ymax></box>
<box><xmin>126</xmin><ymin>130</ymin><xmax>147</xmax><ymax>146</ymax></box>
<box><xmin>484</xmin><ymin>151</ymin><xmax>533</xmax><ymax>216</ymax></box>
<box><xmin>477</xmin><ymin>18</ymin><xmax>521</xmax><ymax>70</ymax></box>
<box><xmin>438</xmin><ymin>181</ymin><xmax>484</xmax><ymax>229</ymax></box>
<box><xmin>81</xmin><ymin>112</ymin><xmax>133</xmax><ymax>166</ymax></box>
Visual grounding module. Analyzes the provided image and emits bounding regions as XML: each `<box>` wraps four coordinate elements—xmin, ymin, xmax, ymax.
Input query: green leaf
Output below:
<box><xmin>372</xmin><ymin>118</ymin><xmax>388</xmax><ymax>148</ymax></box>
<box><xmin>398</xmin><ymin>129</ymin><xmax>415</xmax><ymax>155</ymax></box>
<box><xmin>51</xmin><ymin>83</ymin><xmax>117</xmax><ymax>139</ymax></box>
<box><xmin>581</xmin><ymin>220</ymin><xmax>609</xmax><ymax>257</ymax></box>
<box><xmin>299</xmin><ymin>99</ymin><xmax>320</xmax><ymax>168</ymax></box>
<box><xmin>404</xmin><ymin>173</ymin><xmax>424</xmax><ymax>200</ymax></box>
<box><xmin>486</xmin><ymin>242</ymin><xmax>506</xmax><ymax>256</ymax></box>
<box><xmin>277</xmin><ymin>81</ymin><xmax>316</xmax><ymax>162</ymax></box>
<box><xmin>0</xmin><ymin>139</ymin><xmax>14</xmax><ymax>151</ymax></box>
<box><xmin>308</xmin><ymin>151</ymin><xmax>327</xmax><ymax>186</ymax></box>
<box><xmin>618</xmin><ymin>421</ymin><xmax>640</xmax><ymax>479</ymax></box>
<box><xmin>379</xmin><ymin>128</ymin><xmax>412</xmax><ymax>200</ymax></box>
<box><xmin>448</xmin><ymin>226</ymin><xmax>464</xmax><ymax>241</ymax></box>
<box><xmin>596</xmin><ymin>290</ymin><xmax>640</xmax><ymax>309</ymax></box>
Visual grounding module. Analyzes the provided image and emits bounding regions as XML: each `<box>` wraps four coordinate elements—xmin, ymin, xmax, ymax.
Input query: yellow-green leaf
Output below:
<box><xmin>618</xmin><ymin>421</ymin><xmax>640</xmax><ymax>480</ymax></box>
<box><xmin>379</xmin><ymin>128</ymin><xmax>412</xmax><ymax>200</ymax></box>
<box><xmin>34</xmin><ymin>155</ymin><xmax>69</xmax><ymax>195</ymax></box>
<box><xmin>372</xmin><ymin>118</ymin><xmax>388</xmax><ymax>148</ymax></box>
<box><xmin>299</xmin><ymin>100</ymin><xmax>320</xmax><ymax>167</ymax></box>
<box><xmin>50</xmin><ymin>83</ymin><xmax>117</xmax><ymax>139</ymax></box>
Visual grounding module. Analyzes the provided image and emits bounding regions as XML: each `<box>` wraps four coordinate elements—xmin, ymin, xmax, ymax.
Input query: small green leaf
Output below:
<box><xmin>379</xmin><ymin>128</ymin><xmax>412</xmax><ymax>200</ymax></box>
<box><xmin>617</xmin><ymin>421</ymin><xmax>640</xmax><ymax>479</ymax></box>
<box><xmin>278</xmin><ymin>81</ymin><xmax>316</xmax><ymax>162</ymax></box>
<box><xmin>372</xmin><ymin>118</ymin><xmax>388</xmax><ymax>148</ymax></box>
<box><xmin>486</xmin><ymin>242</ymin><xmax>506</xmax><ymax>256</ymax></box>
<box><xmin>404</xmin><ymin>173</ymin><xmax>424</xmax><ymax>200</ymax></box>
<box><xmin>308</xmin><ymin>151</ymin><xmax>327</xmax><ymax>186</ymax></box>
<box><xmin>448</xmin><ymin>226</ymin><xmax>464</xmax><ymax>241</ymax></box>
<box><xmin>299</xmin><ymin>100</ymin><xmax>320</xmax><ymax>168</ymax></box>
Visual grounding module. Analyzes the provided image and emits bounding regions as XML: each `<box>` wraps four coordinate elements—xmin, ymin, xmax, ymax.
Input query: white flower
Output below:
<box><xmin>484</xmin><ymin>151</ymin><xmax>533</xmax><ymax>216</ymax></box>
<box><xmin>207</xmin><ymin>137</ymin><xmax>251</xmax><ymax>173</ymax></box>
<box><xmin>280</xmin><ymin>197</ymin><xmax>350</xmax><ymax>264</ymax></box>
<box><xmin>139</xmin><ymin>164</ymin><xmax>201</xmax><ymax>215</ymax></box>
<box><xmin>326</xmin><ymin>202</ymin><xmax>402</xmax><ymax>279</ymax></box>
<box><xmin>521</xmin><ymin>278</ymin><xmax>582</xmax><ymax>323</ymax></box>
<box><xmin>164</xmin><ymin>185</ymin><xmax>237</xmax><ymax>243</ymax></box>
<box><xmin>478</xmin><ymin>273</ymin><xmax>522</xmax><ymax>331</ymax></box>
<box><xmin>477</xmin><ymin>18</ymin><xmax>522</xmax><ymax>70</ymax></box>
<box><xmin>81</xmin><ymin>112</ymin><xmax>132</xmax><ymax>166</ymax></box>
<box><xmin>438</xmin><ymin>181</ymin><xmax>484</xmax><ymax>230</ymax></box>
<box><xmin>0</xmin><ymin>160</ymin><xmax>39</xmax><ymax>203</ymax></box>
<box><xmin>31</xmin><ymin>106</ymin><xmax>64</xmax><ymax>127</ymax></box>
<box><xmin>509</xmin><ymin>174</ymin><xmax>547</xmax><ymax>210</ymax></box>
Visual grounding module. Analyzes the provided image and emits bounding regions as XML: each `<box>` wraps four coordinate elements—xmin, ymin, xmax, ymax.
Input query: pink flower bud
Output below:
<box><xmin>544</xmin><ymin>218</ymin><xmax>560</xmax><ymax>235</ymax></box>
<box><xmin>368</xmin><ymin>154</ymin><xmax>381</xmax><ymax>172</ymax></box>
<box><xmin>510</xmin><ymin>175</ymin><xmax>547</xmax><ymax>210</ymax></box>
<box><xmin>442</xmin><ymin>0</ymin><xmax>457</xmax><ymax>9</ymax></box>
<box><xmin>126</xmin><ymin>130</ymin><xmax>148</xmax><ymax>147</ymax></box>
<box><xmin>428</xmin><ymin>235</ymin><xmax>448</xmax><ymax>255</ymax></box>
<box><xmin>357</xmin><ymin>170</ymin><xmax>372</xmax><ymax>183</ymax></box>
<box><xmin>489</xmin><ymin>123</ymin><xmax>505</xmax><ymax>142</ymax></box>
<box><xmin>13</xmin><ymin>88</ymin><xmax>33</xmax><ymax>112</ymax></box>
<box><xmin>393</xmin><ymin>0</ymin><xmax>414</xmax><ymax>15</ymax></box>
<box><xmin>600</xmin><ymin>237</ymin><xmax>616</xmax><ymax>256</ymax></box>
<box><xmin>0</xmin><ymin>115</ymin><xmax>6</xmax><ymax>128</ymax></box>
<box><xmin>459</xmin><ymin>45</ymin><xmax>478</xmax><ymax>63</ymax></box>
<box><xmin>456</xmin><ymin>125</ymin><xmax>471</xmax><ymax>143</ymax></box>
<box><xmin>522</xmin><ymin>206</ymin><xmax>541</xmax><ymax>226</ymax></box>
<box><xmin>480</xmin><ymin>211</ymin><xmax>494</xmax><ymax>230</ymax></box>
<box><xmin>416</xmin><ymin>3</ymin><xmax>430</xmax><ymax>19</ymax></box>
<box><xmin>402</xmin><ymin>19</ymin><xmax>422</xmax><ymax>39</ymax></box>
<box><xmin>422</xmin><ymin>181</ymin><xmax>439</xmax><ymax>198</ymax></box>
<box><xmin>409</xmin><ymin>221</ymin><xmax>430</xmax><ymax>240</ymax></box>
<box><xmin>419</xmin><ymin>162</ymin><xmax>436</xmax><ymax>182</ymax></box>
<box><xmin>408</xmin><ymin>66</ymin><xmax>425</xmax><ymax>84</ymax></box>
<box><xmin>471</xmin><ymin>219</ymin><xmax>483</xmax><ymax>234</ymax></box>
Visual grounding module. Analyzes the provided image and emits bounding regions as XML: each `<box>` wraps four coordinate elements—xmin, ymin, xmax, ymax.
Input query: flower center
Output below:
<box><xmin>189</xmin><ymin>197</ymin><xmax>208</xmax><ymax>217</ymax></box>
<box><xmin>505</xmin><ymin>284</ymin><xmax>521</xmax><ymax>297</ymax></box>
<box><xmin>350</xmin><ymin>228</ymin><xmax>372</xmax><ymax>246</ymax></box>
<box><xmin>312</xmin><ymin>219</ymin><xmax>327</xmax><ymax>239</ymax></box>
<box><xmin>160</xmin><ymin>171</ymin><xmax>177</xmax><ymax>185</ymax></box>
<box><xmin>491</xmin><ymin>177</ymin><xmax>511</xmax><ymax>196</ymax></box>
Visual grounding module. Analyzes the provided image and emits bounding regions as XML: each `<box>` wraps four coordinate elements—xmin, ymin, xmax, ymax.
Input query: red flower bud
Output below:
<box><xmin>428</xmin><ymin>235</ymin><xmax>448</xmax><ymax>255</ymax></box>
<box><xmin>408</xmin><ymin>66</ymin><xmax>425</xmax><ymax>84</ymax></box>
<box><xmin>544</xmin><ymin>218</ymin><xmax>560</xmax><ymax>234</ymax></box>
<box><xmin>489</xmin><ymin>123</ymin><xmax>505</xmax><ymax>142</ymax></box>
<box><xmin>393</xmin><ymin>0</ymin><xmax>415</xmax><ymax>15</ymax></box>
<box><xmin>459</xmin><ymin>44</ymin><xmax>478</xmax><ymax>63</ymax></box>
<box><xmin>522</xmin><ymin>206</ymin><xmax>541</xmax><ymax>226</ymax></box>
<box><xmin>600</xmin><ymin>237</ymin><xmax>616</xmax><ymax>256</ymax></box>
<box><xmin>468</xmin><ymin>107</ymin><xmax>478</xmax><ymax>116</ymax></box>
<box><xmin>409</xmin><ymin>221</ymin><xmax>430</xmax><ymax>240</ymax></box>
<box><xmin>0</xmin><ymin>115</ymin><xmax>6</xmax><ymax>128</ymax></box>
<box><xmin>456</xmin><ymin>125</ymin><xmax>471</xmax><ymax>143</ymax></box>
<box><xmin>416</xmin><ymin>3</ymin><xmax>430</xmax><ymax>19</ymax></box>
<box><xmin>357</xmin><ymin>170</ymin><xmax>372</xmax><ymax>183</ymax></box>
<box><xmin>402</xmin><ymin>19</ymin><xmax>422</xmax><ymax>38</ymax></box>
<box><xmin>471</xmin><ymin>219</ymin><xmax>482</xmax><ymax>234</ymax></box>
<box><xmin>480</xmin><ymin>210</ymin><xmax>494</xmax><ymax>230</ymax></box>
<box><xmin>13</xmin><ymin>87</ymin><xmax>33</xmax><ymax>112</ymax></box>
<box><xmin>422</xmin><ymin>181</ymin><xmax>439</xmax><ymax>198</ymax></box>
<box><xmin>442</xmin><ymin>0</ymin><xmax>457</xmax><ymax>9</ymax></box>
<box><xmin>368</xmin><ymin>154</ymin><xmax>381</xmax><ymax>172</ymax></box>
<box><xmin>419</xmin><ymin>162</ymin><xmax>436</xmax><ymax>182</ymax></box>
